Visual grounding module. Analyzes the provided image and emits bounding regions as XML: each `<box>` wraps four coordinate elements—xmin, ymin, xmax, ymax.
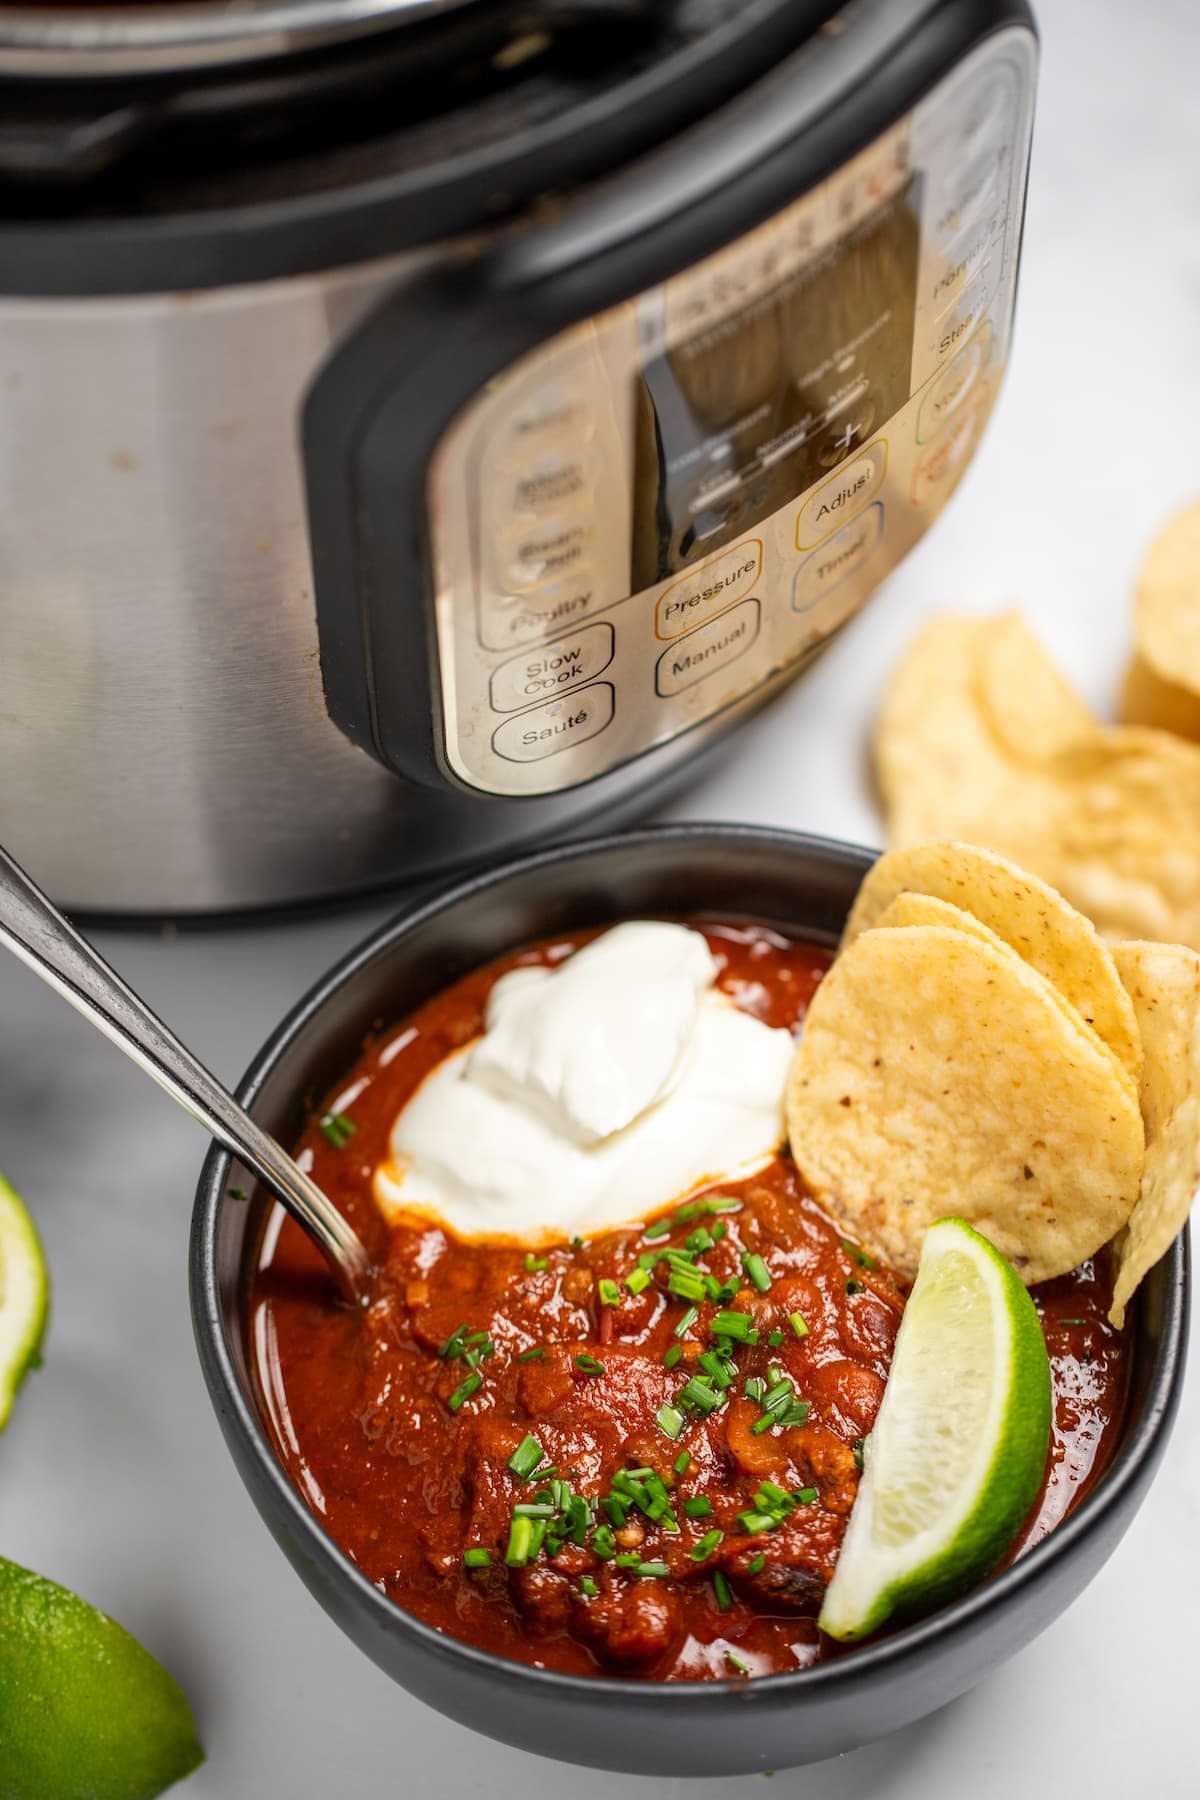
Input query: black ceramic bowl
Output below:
<box><xmin>190</xmin><ymin>825</ymin><xmax>1189</xmax><ymax>1777</ymax></box>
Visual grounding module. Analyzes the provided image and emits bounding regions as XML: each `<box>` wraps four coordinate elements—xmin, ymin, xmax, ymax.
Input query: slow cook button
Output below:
<box><xmin>489</xmin><ymin>621</ymin><xmax>615</xmax><ymax>712</ymax></box>
<box><xmin>491</xmin><ymin>682</ymin><xmax>615</xmax><ymax>763</ymax></box>
<box><xmin>655</xmin><ymin>598</ymin><xmax>760</xmax><ymax>697</ymax></box>
<box><xmin>792</xmin><ymin>504</ymin><xmax>883</xmax><ymax>614</ymax></box>
<box><xmin>795</xmin><ymin>441</ymin><xmax>886</xmax><ymax>550</ymax></box>
<box><xmin>654</xmin><ymin>538</ymin><xmax>763</xmax><ymax>640</ymax></box>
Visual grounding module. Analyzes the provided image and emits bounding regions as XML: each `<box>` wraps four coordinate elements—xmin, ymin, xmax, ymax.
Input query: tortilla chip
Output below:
<box><xmin>972</xmin><ymin>610</ymin><xmax>1096</xmax><ymax>763</ymax></box>
<box><xmin>1133</xmin><ymin>498</ymin><xmax>1200</xmax><ymax>694</ymax></box>
<box><xmin>844</xmin><ymin>843</ymin><xmax>1142</xmax><ymax>1088</ymax></box>
<box><xmin>1120</xmin><ymin>651</ymin><xmax>1200</xmax><ymax>742</ymax></box>
<box><xmin>1107</xmin><ymin>940</ymin><xmax>1200</xmax><ymax>1327</ymax></box>
<box><xmin>786</xmin><ymin>924</ymin><xmax>1144</xmax><ymax>1285</ymax></box>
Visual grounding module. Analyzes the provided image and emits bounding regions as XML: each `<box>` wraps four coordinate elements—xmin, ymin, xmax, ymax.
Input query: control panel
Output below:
<box><xmin>426</xmin><ymin>26</ymin><xmax>1036</xmax><ymax>796</ymax></box>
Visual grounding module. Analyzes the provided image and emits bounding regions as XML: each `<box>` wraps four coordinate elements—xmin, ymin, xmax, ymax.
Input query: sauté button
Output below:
<box><xmin>491</xmin><ymin>683</ymin><xmax>615</xmax><ymax>763</ymax></box>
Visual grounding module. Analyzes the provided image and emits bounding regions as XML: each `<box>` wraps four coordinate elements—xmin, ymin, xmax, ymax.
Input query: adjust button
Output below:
<box><xmin>795</xmin><ymin>442</ymin><xmax>887</xmax><ymax>550</ymax></box>
<box><xmin>490</xmin><ymin>622</ymin><xmax>615</xmax><ymax>713</ymax></box>
<box><xmin>492</xmin><ymin>683</ymin><xmax>615</xmax><ymax>763</ymax></box>
<box><xmin>655</xmin><ymin>598</ymin><xmax>760</xmax><ymax>697</ymax></box>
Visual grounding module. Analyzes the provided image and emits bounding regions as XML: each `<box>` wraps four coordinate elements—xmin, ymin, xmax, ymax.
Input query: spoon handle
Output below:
<box><xmin>0</xmin><ymin>844</ymin><xmax>371</xmax><ymax>1301</ymax></box>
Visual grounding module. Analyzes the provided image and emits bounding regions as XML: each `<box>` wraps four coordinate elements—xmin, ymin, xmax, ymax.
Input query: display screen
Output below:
<box><xmin>631</xmin><ymin>178</ymin><xmax>922</xmax><ymax>588</ymax></box>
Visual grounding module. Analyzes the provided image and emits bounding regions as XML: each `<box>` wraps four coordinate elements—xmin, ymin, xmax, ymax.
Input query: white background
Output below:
<box><xmin>2</xmin><ymin>1</ymin><xmax>1199</xmax><ymax>1794</ymax></box>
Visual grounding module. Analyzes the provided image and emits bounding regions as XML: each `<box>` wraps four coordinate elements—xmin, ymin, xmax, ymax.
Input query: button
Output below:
<box><xmin>489</xmin><ymin>622</ymin><xmax>614</xmax><ymax>713</ymax></box>
<box><xmin>795</xmin><ymin>441</ymin><xmax>887</xmax><ymax>550</ymax></box>
<box><xmin>959</xmin><ymin>72</ymin><xmax>1015</xmax><ymax>153</ymax></box>
<box><xmin>508</xmin><ymin>449</ymin><xmax>594</xmax><ymax>518</ymax></box>
<box><xmin>792</xmin><ymin>504</ymin><xmax>884</xmax><ymax>614</ymax></box>
<box><xmin>491</xmin><ymin>683</ymin><xmax>615</xmax><ymax>763</ymax></box>
<box><xmin>509</xmin><ymin>383</ymin><xmax>595</xmax><ymax>446</ymax></box>
<box><xmin>496</xmin><ymin>516</ymin><xmax>593</xmax><ymax>592</ymax></box>
<box><xmin>928</xmin><ymin>213</ymin><xmax>997</xmax><ymax>312</ymax></box>
<box><xmin>934</xmin><ymin>149</ymin><xmax>1003</xmax><ymax>244</ymax></box>
<box><xmin>916</xmin><ymin>335</ymin><xmax>986</xmax><ymax>444</ymax></box>
<box><xmin>480</xmin><ymin>578</ymin><xmax>601</xmax><ymax>651</ymax></box>
<box><xmin>931</xmin><ymin>270</ymin><xmax>995</xmax><ymax>363</ymax></box>
<box><xmin>655</xmin><ymin>598</ymin><xmax>761</xmax><ymax>696</ymax></box>
<box><xmin>911</xmin><ymin>386</ymin><xmax>990</xmax><ymax>508</ymax></box>
<box><xmin>654</xmin><ymin>538</ymin><xmax>762</xmax><ymax>640</ymax></box>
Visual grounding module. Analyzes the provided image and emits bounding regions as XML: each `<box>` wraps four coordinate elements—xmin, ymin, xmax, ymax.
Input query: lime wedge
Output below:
<box><xmin>0</xmin><ymin>1170</ymin><xmax>49</xmax><ymax>1431</ymax></box>
<box><xmin>819</xmin><ymin>1216</ymin><xmax>1052</xmax><ymax>1641</ymax></box>
<box><xmin>0</xmin><ymin>1557</ymin><xmax>204</xmax><ymax>1799</ymax></box>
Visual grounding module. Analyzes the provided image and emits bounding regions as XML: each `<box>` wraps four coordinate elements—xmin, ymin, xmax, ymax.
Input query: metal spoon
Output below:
<box><xmin>0</xmin><ymin>843</ymin><xmax>373</xmax><ymax>1303</ymax></box>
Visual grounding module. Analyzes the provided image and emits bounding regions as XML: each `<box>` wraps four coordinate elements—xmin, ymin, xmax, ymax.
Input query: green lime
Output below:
<box><xmin>0</xmin><ymin>1557</ymin><xmax>204</xmax><ymax>1800</ymax></box>
<box><xmin>819</xmin><ymin>1216</ymin><xmax>1052</xmax><ymax>1641</ymax></box>
<box><xmin>0</xmin><ymin>1171</ymin><xmax>49</xmax><ymax>1431</ymax></box>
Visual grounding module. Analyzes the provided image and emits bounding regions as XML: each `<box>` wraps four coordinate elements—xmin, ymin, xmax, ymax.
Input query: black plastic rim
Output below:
<box><xmin>190</xmin><ymin>823</ymin><xmax>1189</xmax><ymax>1746</ymax></box>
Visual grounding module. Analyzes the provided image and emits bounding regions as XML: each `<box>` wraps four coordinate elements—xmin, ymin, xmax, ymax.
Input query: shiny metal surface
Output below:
<box><xmin>0</xmin><ymin>247</ymin><xmax>756</xmax><ymax>914</ymax></box>
<box><xmin>0</xmin><ymin>0</ymin><xmax>477</xmax><ymax>77</ymax></box>
<box><xmin>429</xmin><ymin>28</ymin><xmax>1035</xmax><ymax>796</ymax></box>
<box><xmin>0</xmin><ymin>841</ymin><xmax>371</xmax><ymax>1296</ymax></box>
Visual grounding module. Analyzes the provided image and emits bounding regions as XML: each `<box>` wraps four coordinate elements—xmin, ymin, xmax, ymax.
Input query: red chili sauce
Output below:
<box><xmin>251</xmin><ymin>922</ymin><xmax>1131</xmax><ymax>1681</ymax></box>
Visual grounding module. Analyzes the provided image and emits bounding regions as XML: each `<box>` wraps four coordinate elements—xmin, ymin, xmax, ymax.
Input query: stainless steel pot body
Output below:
<box><xmin>0</xmin><ymin>253</ymin><xmax>737</xmax><ymax>914</ymax></box>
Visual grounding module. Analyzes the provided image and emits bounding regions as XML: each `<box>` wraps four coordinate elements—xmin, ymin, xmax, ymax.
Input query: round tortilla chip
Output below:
<box><xmin>1134</xmin><ymin>498</ymin><xmax>1200</xmax><ymax>694</ymax></box>
<box><xmin>1107</xmin><ymin>940</ymin><xmax>1200</xmax><ymax>1328</ymax></box>
<box><xmin>786</xmin><ymin>924</ymin><xmax>1144</xmax><ymax>1285</ymax></box>
<box><xmin>843</xmin><ymin>842</ymin><xmax>1143</xmax><ymax>1088</ymax></box>
<box><xmin>972</xmin><ymin>610</ymin><xmax>1095</xmax><ymax>763</ymax></box>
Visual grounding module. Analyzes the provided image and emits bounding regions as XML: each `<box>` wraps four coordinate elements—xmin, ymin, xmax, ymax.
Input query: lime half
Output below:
<box><xmin>0</xmin><ymin>1170</ymin><xmax>49</xmax><ymax>1431</ymax></box>
<box><xmin>0</xmin><ymin>1557</ymin><xmax>204</xmax><ymax>1799</ymax></box>
<box><xmin>819</xmin><ymin>1216</ymin><xmax>1052</xmax><ymax>1641</ymax></box>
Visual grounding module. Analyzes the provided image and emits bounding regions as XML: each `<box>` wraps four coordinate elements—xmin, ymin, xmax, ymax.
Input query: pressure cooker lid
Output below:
<box><xmin>0</xmin><ymin>0</ymin><xmax>485</xmax><ymax>77</ymax></box>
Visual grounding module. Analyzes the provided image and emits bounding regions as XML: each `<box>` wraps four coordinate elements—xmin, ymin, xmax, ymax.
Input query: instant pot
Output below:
<box><xmin>0</xmin><ymin>0</ymin><xmax>1036</xmax><ymax>915</ymax></box>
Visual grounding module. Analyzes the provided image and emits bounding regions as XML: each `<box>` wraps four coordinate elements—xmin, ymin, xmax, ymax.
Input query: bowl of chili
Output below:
<box><xmin>190</xmin><ymin>824</ymin><xmax>1189</xmax><ymax>1775</ymax></box>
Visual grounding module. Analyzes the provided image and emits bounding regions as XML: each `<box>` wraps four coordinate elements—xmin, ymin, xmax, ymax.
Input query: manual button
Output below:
<box><xmin>656</xmin><ymin>598</ymin><xmax>760</xmax><ymax>697</ymax></box>
<box><xmin>492</xmin><ymin>683</ymin><xmax>615</xmax><ymax>763</ymax></box>
<box><xmin>490</xmin><ymin>622</ymin><xmax>615</xmax><ymax>713</ymax></box>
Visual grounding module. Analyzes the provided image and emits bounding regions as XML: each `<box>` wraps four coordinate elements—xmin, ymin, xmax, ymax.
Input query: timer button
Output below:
<box><xmin>491</xmin><ymin>683</ymin><xmax>615</xmax><ymax>762</ymax></box>
<box><xmin>793</xmin><ymin>504</ymin><xmax>884</xmax><ymax>614</ymax></box>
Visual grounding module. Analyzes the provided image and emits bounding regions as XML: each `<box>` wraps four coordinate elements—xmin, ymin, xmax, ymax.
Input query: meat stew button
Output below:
<box><xmin>491</xmin><ymin>682</ymin><xmax>615</xmax><ymax>762</ymax></box>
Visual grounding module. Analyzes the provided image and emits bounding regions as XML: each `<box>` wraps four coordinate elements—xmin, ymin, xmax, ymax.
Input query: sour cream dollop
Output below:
<box><xmin>373</xmin><ymin>922</ymin><xmax>795</xmax><ymax>1241</ymax></box>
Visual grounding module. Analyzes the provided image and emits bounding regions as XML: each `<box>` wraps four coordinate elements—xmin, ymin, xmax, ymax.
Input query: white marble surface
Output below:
<box><xmin>3</xmin><ymin>2</ymin><xmax>1200</xmax><ymax>1794</ymax></box>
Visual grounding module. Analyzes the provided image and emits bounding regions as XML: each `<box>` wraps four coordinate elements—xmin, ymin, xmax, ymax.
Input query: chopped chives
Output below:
<box><xmin>841</xmin><ymin>1239</ymin><xmax>875</xmax><ymax>1269</ymax></box>
<box><xmin>592</xmin><ymin>1524</ymin><xmax>617</xmax><ymax>1558</ymax></box>
<box><xmin>744</xmin><ymin>1376</ymin><xmax>767</xmax><ymax>1404</ymax></box>
<box><xmin>570</xmin><ymin>1235</ymin><xmax>584</xmax><ymax>1249</ymax></box>
<box><xmin>794</xmin><ymin>1486</ymin><xmax>819</xmax><ymax>1505</ymax></box>
<box><xmin>763</xmin><ymin>1379</ymin><xmax>792</xmax><ymax>1410</ymax></box>
<box><xmin>663</xmin><ymin>1343</ymin><xmax>683</xmax><ymax>1371</ymax></box>
<box><xmin>318</xmin><ymin>1111</ymin><xmax>357</xmax><ymax>1150</ymax></box>
<box><xmin>673</xmin><ymin>1305</ymin><xmax>700</xmax><ymax>1339</ymax></box>
<box><xmin>463</xmin><ymin>1547</ymin><xmax>491</xmax><ymax>1569</ymax></box>
<box><xmin>685</xmin><ymin>1226</ymin><xmax>716</xmax><ymax>1254</ymax></box>
<box><xmin>710</xmin><ymin>1310</ymin><xmax>756</xmax><ymax>1341</ymax></box>
<box><xmin>574</xmin><ymin>1353</ymin><xmax>604</xmax><ymax>1376</ymax></box>
<box><xmin>447</xmin><ymin>1372</ymin><xmax>483</xmax><ymax>1411</ymax></box>
<box><xmin>597</xmin><ymin>1278</ymin><xmax>622</xmax><ymax>1307</ymax></box>
<box><xmin>747</xmin><ymin>1553</ymin><xmax>765</xmax><ymax>1575</ymax></box>
<box><xmin>683</xmin><ymin>1496</ymin><xmax>714</xmax><ymax>1520</ymax></box>
<box><xmin>689</xmin><ymin>1529</ymin><xmax>723</xmax><ymax>1561</ymax></box>
<box><xmin>697</xmin><ymin>1351</ymin><xmax>738</xmax><ymax>1391</ymax></box>
<box><xmin>750</xmin><ymin>1414</ymin><xmax>776</xmax><ymax>1437</ymax></box>
<box><xmin>507</xmin><ymin>1434</ymin><xmax>545</xmax><ymax>1481</ymax></box>
<box><xmin>712</xmin><ymin>1570</ymin><xmax>733</xmax><ymax>1611</ymax></box>
<box><xmin>516</xmin><ymin>1346</ymin><xmax>545</xmax><ymax>1363</ymax></box>
<box><xmin>736</xmin><ymin>1510</ymin><xmax>777</xmax><ymax>1534</ymax></box>
<box><xmin>633</xmin><ymin>1561</ymin><xmax>670</xmax><ymax>1578</ymax></box>
<box><xmin>673</xmin><ymin>1199</ymin><xmax>706</xmax><ymax>1224</ymax></box>
<box><xmin>578</xmin><ymin>1576</ymin><xmax>599</xmax><ymax>1598</ymax></box>
<box><xmin>788</xmin><ymin>1312</ymin><xmax>810</xmax><ymax>1339</ymax></box>
<box><xmin>743</xmin><ymin>1252</ymin><xmax>772</xmax><ymax>1293</ymax></box>
<box><xmin>725</xmin><ymin>1649</ymin><xmax>750</xmax><ymax>1675</ymax></box>
<box><xmin>852</xmin><ymin>1438</ymin><xmax>865</xmax><ymax>1472</ymax></box>
<box><xmin>438</xmin><ymin>1322</ymin><xmax>470</xmax><ymax>1359</ymax></box>
<box><xmin>677</xmin><ymin>1375</ymin><xmax>722</xmax><ymax>1415</ymax></box>
<box><xmin>524</xmin><ymin>1253</ymin><xmax>548</xmax><ymax>1273</ymax></box>
<box><xmin>625</xmin><ymin>1267</ymin><xmax>652</xmax><ymax>1296</ymax></box>
<box><xmin>615</xmin><ymin>1552</ymin><xmax>640</xmax><ymax>1568</ymax></box>
<box><xmin>668</xmin><ymin>1266</ymin><xmax>708</xmax><ymax>1302</ymax></box>
<box><xmin>504</xmin><ymin>1516</ymin><xmax>534</xmax><ymax>1567</ymax></box>
<box><xmin>512</xmin><ymin>1501</ymin><xmax>554</xmax><ymax>1519</ymax></box>
<box><xmin>766</xmin><ymin>1329</ymin><xmax>784</xmax><ymax>1348</ymax></box>
<box><xmin>602</xmin><ymin>1495</ymin><xmax>628</xmax><ymax>1528</ymax></box>
<box><xmin>845</xmin><ymin>1277</ymin><xmax>865</xmax><ymax>1296</ymax></box>
<box><xmin>637</xmin><ymin>1250</ymin><xmax>662</xmax><ymax>1272</ymax></box>
<box><xmin>656</xmin><ymin>1401</ymin><xmax>686</xmax><ymax>1440</ymax></box>
<box><xmin>705</xmin><ymin>1196</ymin><xmax>743</xmax><ymax>1214</ymax></box>
<box><xmin>781</xmin><ymin>1400</ymin><xmax>811</xmax><ymax>1427</ymax></box>
<box><xmin>673</xmin><ymin>1450</ymin><xmax>692</xmax><ymax>1475</ymax></box>
<box><xmin>644</xmin><ymin>1217</ymin><xmax>673</xmax><ymax>1240</ymax></box>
